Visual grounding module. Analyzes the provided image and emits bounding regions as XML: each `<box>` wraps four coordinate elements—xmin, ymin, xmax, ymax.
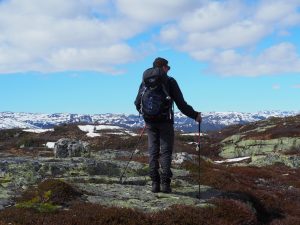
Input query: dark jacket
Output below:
<box><xmin>134</xmin><ymin>72</ymin><xmax>198</xmax><ymax>123</ymax></box>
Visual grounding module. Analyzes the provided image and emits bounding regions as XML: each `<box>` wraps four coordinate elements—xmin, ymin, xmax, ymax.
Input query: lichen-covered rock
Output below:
<box><xmin>172</xmin><ymin>152</ymin><xmax>195</xmax><ymax>165</ymax></box>
<box><xmin>220</xmin><ymin>136</ymin><xmax>300</xmax><ymax>158</ymax></box>
<box><xmin>54</xmin><ymin>138</ymin><xmax>90</xmax><ymax>158</ymax></box>
<box><xmin>250</xmin><ymin>153</ymin><xmax>300</xmax><ymax>168</ymax></box>
<box><xmin>73</xmin><ymin>178</ymin><xmax>216</xmax><ymax>212</ymax></box>
<box><xmin>0</xmin><ymin>150</ymin><xmax>218</xmax><ymax>213</ymax></box>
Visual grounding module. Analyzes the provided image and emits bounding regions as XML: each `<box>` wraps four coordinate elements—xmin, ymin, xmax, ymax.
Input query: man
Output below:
<box><xmin>135</xmin><ymin>57</ymin><xmax>201</xmax><ymax>193</ymax></box>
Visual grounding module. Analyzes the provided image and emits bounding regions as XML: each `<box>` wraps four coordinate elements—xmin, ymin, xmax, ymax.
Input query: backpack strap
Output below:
<box><xmin>162</xmin><ymin>77</ymin><xmax>173</xmax><ymax>119</ymax></box>
<box><xmin>161</xmin><ymin>83</ymin><xmax>171</xmax><ymax>100</ymax></box>
<box><xmin>139</xmin><ymin>85</ymin><xmax>147</xmax><ymax>115</ymax></box>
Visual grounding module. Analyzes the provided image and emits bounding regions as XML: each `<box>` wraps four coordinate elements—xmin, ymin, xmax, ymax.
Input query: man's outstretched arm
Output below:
<box><xmin>169</xmin><ymin>78</ymin><xmax>201</xmax><ymax>121</ymax></box>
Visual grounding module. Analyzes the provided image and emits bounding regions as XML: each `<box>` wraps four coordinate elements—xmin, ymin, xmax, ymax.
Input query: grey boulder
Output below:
<box><xmin>54</xmin><ymin>138</ymin><xmax>90</xmax><ymax>158</ymax></box>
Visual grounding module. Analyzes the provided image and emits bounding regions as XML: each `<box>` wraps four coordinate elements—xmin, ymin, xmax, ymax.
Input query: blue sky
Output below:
<box><xmin>0</xmin><ymin>0</ymin><xmax>300</xmax><ymax>114</ymax></box>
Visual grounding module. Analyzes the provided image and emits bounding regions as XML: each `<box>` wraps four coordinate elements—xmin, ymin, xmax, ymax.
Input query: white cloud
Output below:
<box><xmin>255</xmin><ymin>0</ymin><xmax>300</xmax><ymax>26</ymax></box>
<box><xmin>181</xmin><ymin>20</ymin><xmax>268</xmax><ymax>51</ymax></box>
<box><xmin>116</xmin><ymin>0</ymin><xmax>201</xmax><ymax>24</ymax></box>
<box><xmin>178</xmin><ymin>0</ymin><xmax>244</xmax><ymax>33</ymax></box>
<box><xmin>201</xmin><ymin>43</ymin><xmax>300</xmax><ymax>76</ymax></box>
<box><xmin>159</xmin><ymin>0</ymin><xmax>300</xmax><ymax>76</ymax></box>
<box><xmin>0</xmin><ymin>0</ymin><xmax>300</xmax><ymax>76</ymax></box>
<box><xmin>48</xmin><ymin>44</ymin><xmax>135</xmax><ymax>73</ymax></box>
<box><xmin>0</xmin><ymin>0</ymin><xmax>141</xmax><ymax>74</ymax></box>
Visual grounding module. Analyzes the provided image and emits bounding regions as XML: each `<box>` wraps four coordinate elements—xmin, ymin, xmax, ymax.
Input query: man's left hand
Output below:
<box><xmin>196</xmin><ymin>113</ymin><xmax>202</xmax><ymax>123</ymax></box>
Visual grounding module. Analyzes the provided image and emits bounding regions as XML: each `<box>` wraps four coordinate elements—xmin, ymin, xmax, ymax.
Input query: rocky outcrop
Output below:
<box><xmin>54</xmin><ymin>138</ymin><xmax>90</xmax><ymax>158</ymax></box>
<box><xmin>172</xmin><ymin>152</ymin><xmax>195</xmax><ymax>164</ymax></box>
<box><xmin>216</xmin><ymin>117</ymin><xmax>300</xmax><ymax>169</ymax></box>
<box><xmin>218</xmin><ymin>117</ymin><xmax>300</xmax><ymax>158</ymax></box>
<box><xmin>250</xmin><ymin>153</ymin><xmax>300</xmax><ymax>168</ymax></box>
<box><xmin>0</xmin><ymin>150</ymin><xmax>216</xmax><ymax>212</ymax></box>
<box><xmin>220</xmin><ymin>135</ymin><xmax>300</xmax><ymax>158</ymax></box>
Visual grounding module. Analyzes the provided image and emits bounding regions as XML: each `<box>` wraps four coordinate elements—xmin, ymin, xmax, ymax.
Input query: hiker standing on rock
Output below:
<box><xmin>135</xmin><ymin>57</ymin><xmax>201</xmax><ymax>193</ymax></box>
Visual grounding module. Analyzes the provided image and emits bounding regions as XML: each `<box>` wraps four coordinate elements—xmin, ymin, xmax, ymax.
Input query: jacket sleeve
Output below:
<box><xmin>169</xmin><ymin>78</ymin><xmax>199</xmax><ymax>120</ymax></box>
<box><xmin>134</xmin><ymin>83</ymin><xmax>143</xmax><ymax>112</ymax></box>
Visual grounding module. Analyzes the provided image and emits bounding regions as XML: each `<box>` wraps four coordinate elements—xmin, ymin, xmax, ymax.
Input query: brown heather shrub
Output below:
<box><xmin>90</xmin><ymin>135</ymin><xmax>148</xmax><ymax>151</ymax></box>
<box><xmin>271</xmin><ymin>216</ymin><xmax>300</xmax><ymax>225</ymax></box>
<box><xmin>19</xmin><ymin>179</ymin><xmax>82</xmax><ymax>205</ymax></box>
<box><xmin>0</xmin><ymin>222</ymin><xmax>12</xmax><ymax>225</ymax></box>
<box><xmin>37</xmin><ymin>179</ymin><xmax>83</xmax><ymax>205</ymax></box>
<box><xmin>0</xmin><ymin>201</ymin><xmax>261</xmax><ymax>225</ymax></box>
<box><xmin>174</xmin><ymin>132</ymin><xmax>222</xmax><ymax>158</ymax></box>
<box><xmin>283</xmin><ymin>145</ymin><xmax>300</xmax><ymax>155</ymax></box>
<box><xmin>183</xmin><ymin>160</ymin><xmax>300</xmax><ymax>224</ymax></box>
<box><xmin>52</xmin><ymin>124</ymin><xmax>86</xmax><ymax>137</ymax></box>
<box><xmin>151</xmin><ymin>205</ymin><xmax>201</xmax><ymax>225</ymax></box>
<box><xmin>0</xmin><ymin>203</ymin><xmax>195</xmax><ymax>225</ymax></box>
<box><xmin>151</xmin><ymin>203</ymin><xmax>256</xmax><ymax>225</ymax></box>
<box><xmin>208</xmin><ymin>199</ymin><xmax>257</xmax><ymax>225</ymax></box>
<box><xmin>0</xmin><ymin>129</ymin><xmax>23</xmax><ymax>141</ymax></box>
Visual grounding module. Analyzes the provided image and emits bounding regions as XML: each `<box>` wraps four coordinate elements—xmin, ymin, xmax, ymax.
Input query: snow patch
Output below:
<box><xmin>214</xmin><ymin>156</ymin><xmax>251</xmax><ymax>164</ymax></box>
<box><xmin>23</xmin><ymin>129</ymin><xmax>54</xmax><ymax>133</ymax></box>
<box><xmin>45</xmin><ymin>142</ymin><xmax>56</xmax><ymax>148</ymax></box>
<box><xmin>87</xmin><ymin>133</ymin><xmax>101</xmax><ymax>138</ymax></box>
<box><xmin>78</xmin><ymin>125</ymin><xmax>96</xmax><ymax>133</ymax></box>
<box><xmin>124</xmin><ymin>130</ymin><xmax>138</xmax><ymax>136</ymax></box>
<box><xmin>78</xmin><ymin>125</ymin><xmax>126</xmax><ymax>138</ymax></box>
<box><xmin>180</xmin><ymin>133</ymin><xmax>206</xmax><ymax>136</ymax></box>
<box><xmin>94</xmin><ymin>125</ymin><xmax>124</xmax><ymax>130</ymax></box>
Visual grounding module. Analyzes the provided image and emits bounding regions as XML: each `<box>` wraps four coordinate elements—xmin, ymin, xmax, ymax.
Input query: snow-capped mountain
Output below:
<box><xmin>0</xmin><ymin>111</ymin><xmax>299</xmax><ymax>132</ymax></box>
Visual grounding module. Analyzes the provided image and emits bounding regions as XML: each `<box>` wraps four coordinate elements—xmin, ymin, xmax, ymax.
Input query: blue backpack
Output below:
<box><xmin>140</xmin><ymin>67</ymin><xmax>173</xmax><ymax>121</ymax></box>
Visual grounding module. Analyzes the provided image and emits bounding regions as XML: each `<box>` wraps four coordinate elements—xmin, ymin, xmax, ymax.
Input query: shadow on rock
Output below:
<box><xmin>173</xmin><ymin>188</ymin><xmax>222</xmax><ymax>200</ymax></box>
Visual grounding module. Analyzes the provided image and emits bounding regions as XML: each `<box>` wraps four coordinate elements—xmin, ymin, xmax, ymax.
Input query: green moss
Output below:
<box><xmin>0</xmin><ymin>174</ymin><xmax>12</xmax><ymax>186</ymax></box>
<box><xmin>16</xmin><ymin>201</ymin><xmax>60</xmax><ymax>213</ymax></box>
<box><xmin>16</xmin><ymin>193</ymin><xmax>61</xmax><ymax>213</ymax></box>
<box><xmin>135</xmin><ymin>165</ymin><xmax>149</xmax><ymax>176</ymax></box>
<box><xmin>16</xmin><ymin>178</ymin><xmax>82</xmax><ymax>213</ymax></box>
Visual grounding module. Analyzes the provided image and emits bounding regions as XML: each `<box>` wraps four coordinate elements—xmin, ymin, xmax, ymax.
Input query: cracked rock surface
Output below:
<box><xmin>0</xmin><ymin>150</ymin><xmax>220</xmax><ymax>212</ymax></box>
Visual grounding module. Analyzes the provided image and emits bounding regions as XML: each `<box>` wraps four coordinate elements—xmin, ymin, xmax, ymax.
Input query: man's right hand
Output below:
<box><xmin>196</xmin><ymin>113</ymin><xmax>202</xmax><ymax>123</ymax></box>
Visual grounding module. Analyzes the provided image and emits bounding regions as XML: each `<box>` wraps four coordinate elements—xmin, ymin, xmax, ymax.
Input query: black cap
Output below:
<box><xmin>153</xmin><ymin>57</ymin><xmax>170</xmax><ymax>70</ymax></box>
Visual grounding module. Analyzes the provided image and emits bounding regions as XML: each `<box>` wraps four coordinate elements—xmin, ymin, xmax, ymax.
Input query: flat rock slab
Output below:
<box><xmin>72</xmin><ymin>176</ymin><xmax>221</xmax><ymax>212</ymax></box>
<box><xmin>0</xmin><ymin>150</ymin><xmax>221</xmax><ymax>212</ymax></box>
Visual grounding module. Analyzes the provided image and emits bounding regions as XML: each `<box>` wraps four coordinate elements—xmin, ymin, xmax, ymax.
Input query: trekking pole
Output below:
<box><xmin>119</xmin><ymin>124</ymin><xmax>147</xmax><ymax>184</ymax></box>
<box><xmin>196</xmin><ymin>116</ymin><xmax>201</xmax><ymax>199</ymax></box>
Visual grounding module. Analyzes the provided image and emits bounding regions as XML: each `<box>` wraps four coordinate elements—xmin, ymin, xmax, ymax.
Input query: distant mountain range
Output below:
<box><xmin>0</xmin><ymin>111</ymin><xmax>299</xmax><ymax>132</ymax></box>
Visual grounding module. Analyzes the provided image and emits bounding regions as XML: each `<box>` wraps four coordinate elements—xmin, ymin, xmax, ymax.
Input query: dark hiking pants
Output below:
<box><xmin>146</xmin><ymin>122</ymin><xmax>174</xmax><ymax>184</ymax></box>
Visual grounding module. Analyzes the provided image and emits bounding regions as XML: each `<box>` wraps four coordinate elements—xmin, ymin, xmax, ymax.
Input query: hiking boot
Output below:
<box><xmin>161</xmin><ymin>183</ymin><xmax>172</xmax><ymax>193</ymax></box>
<box><xmin>151</xmin><ymin>182</ymin><xmax>160</xmax><ymax>193</ymax></box>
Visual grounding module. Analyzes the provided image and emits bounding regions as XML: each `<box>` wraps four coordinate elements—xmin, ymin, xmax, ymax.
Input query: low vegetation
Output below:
<box><xmin>1</xmin><ymin>116</ymin><xmax>300</xmax><ymax>224</ymax></box>
<box><xmin>184</xmin><ymin>159</ymin><xmax>300</xmax><ymax>224</ymax></box>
